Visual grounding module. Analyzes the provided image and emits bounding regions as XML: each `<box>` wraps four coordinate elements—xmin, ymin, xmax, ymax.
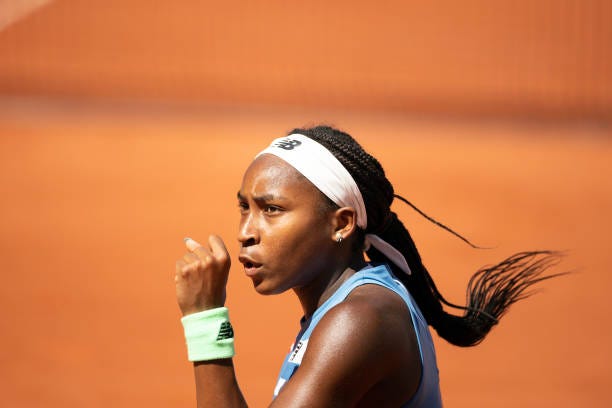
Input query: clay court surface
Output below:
<box><xmin>0</xmin><ymin>98</ymin><xmax>610</xmax><ymax>407</ymax></box>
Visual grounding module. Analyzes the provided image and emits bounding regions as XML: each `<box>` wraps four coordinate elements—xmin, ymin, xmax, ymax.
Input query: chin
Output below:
<box><xmin>251</xmin><ymin>278</ymin><xmax>289</xmax><ymax>296</ymax></box>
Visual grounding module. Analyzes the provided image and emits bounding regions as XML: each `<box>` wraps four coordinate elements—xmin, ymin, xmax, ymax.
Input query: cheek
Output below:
<box><xmin>263</xmin><ymin>222</ymin><xmax>307</xmax><ymax>260</ymax></box>
<box><xmin>284</xmin><ymin>214</ymin><xmax>328</xmax><ymax>245</ymax></box>
<box><xmin>279</xmin><ymin>222</ymin><xmax>332</xmax><ymax>271</ymax></box>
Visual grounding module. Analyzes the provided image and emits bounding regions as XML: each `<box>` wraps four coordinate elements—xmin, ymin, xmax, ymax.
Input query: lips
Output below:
<box><xmin>238</xmin><ymin>254</ymin><xmax>263</xmax><ymax>276</ymax></box>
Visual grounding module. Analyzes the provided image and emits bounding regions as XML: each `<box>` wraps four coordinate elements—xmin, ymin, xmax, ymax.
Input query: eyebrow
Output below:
<box><xmin>237</xmin><ymin>191</ymin><xmax>288</xmax><ymax>202</ymax></box>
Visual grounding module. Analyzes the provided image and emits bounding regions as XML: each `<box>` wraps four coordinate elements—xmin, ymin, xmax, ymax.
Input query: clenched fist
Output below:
<box><xmin>175</xmin><ymin>236</ymin><xmax>231</xmax><ymax>316</ymax></box>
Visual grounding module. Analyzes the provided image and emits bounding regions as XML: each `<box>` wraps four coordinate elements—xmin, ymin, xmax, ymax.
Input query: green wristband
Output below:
<box><xmin>181</xmin><ymin>307</ymin><xmax>235</xmax><ymax>362</ymax></box>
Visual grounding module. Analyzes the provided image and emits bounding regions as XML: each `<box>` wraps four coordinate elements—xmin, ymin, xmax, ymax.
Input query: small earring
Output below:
<box><xmin>336</xmin><ymin>232</ymin><xmax>343</xmax><ymax>243</ymax></box>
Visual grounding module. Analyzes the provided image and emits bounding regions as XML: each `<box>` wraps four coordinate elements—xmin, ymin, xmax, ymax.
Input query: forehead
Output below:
<box><xmin>240</xmin><ymin>154</ymin><xmax>316</xmax><ymax>196</ymax></box>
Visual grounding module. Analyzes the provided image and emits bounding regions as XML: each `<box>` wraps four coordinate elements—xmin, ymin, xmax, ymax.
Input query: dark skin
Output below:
<box><xmin>175</xmin><ymin>154</ymin><xmax>422</xmax><ymax>407</ymax></box>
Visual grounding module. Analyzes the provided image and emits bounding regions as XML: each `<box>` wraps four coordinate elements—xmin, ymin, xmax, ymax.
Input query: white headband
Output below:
<box><xmin>256</xmin><ymin>134</ymin><xmax>411</xmax><ymax>275</ymax></box>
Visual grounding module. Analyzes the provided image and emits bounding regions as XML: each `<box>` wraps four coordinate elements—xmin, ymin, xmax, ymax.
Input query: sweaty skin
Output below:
<box><xmin>175</xmin><ymin>154</ymin><xmax>421</xmax><ymax>407</ymax></box>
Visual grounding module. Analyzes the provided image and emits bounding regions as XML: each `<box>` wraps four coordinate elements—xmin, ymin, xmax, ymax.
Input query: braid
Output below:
<box><xmin>288</xmin><ymin>126</ymin><xmax>394</xmax><ymax>231</ymax></box>
<box><xmin>290</xmin><ymin>125</ymin><xmax>564</xmax><ymax>347</ymax></box>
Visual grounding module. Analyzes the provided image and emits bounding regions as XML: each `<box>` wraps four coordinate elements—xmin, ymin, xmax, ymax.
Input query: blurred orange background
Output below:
<box><xmin>0</xmin><ymin>1</ymin><xmax>610</xmax><ymax>407</ymax></box>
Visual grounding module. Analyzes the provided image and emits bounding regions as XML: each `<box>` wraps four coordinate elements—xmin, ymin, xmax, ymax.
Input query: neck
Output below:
<box><xmin>293</xmin><ymin>253</ymin><xmax>367</xmax><ymax>318</ymax></box>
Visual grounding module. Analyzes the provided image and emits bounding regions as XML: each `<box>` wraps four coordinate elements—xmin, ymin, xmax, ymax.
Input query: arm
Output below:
<box><xmin>176</xmin><ymin>238</ymin><xmax>419</xmax><ymax>407</ymax></box>
<box><xmin>193</xmin><ymin>359</ymin><xmax>246</xmax><ymax>408</ymax></box>
<box><xmin>271</xmin><ymin>285</ymin><xmax>422</xmax><ymax>407</ymax></box>
<box><xmin>175</xmin><ymin>236</ymin><xmax>247</xmax><ymax>408</ymax></box>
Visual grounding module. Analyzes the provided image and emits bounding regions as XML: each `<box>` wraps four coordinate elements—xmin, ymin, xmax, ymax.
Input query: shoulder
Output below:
<box><xmin>273</xmin><ymin>282</ymin><xmax>421</xmax><ymax>406</ymax></box>
<box><xmin>312</xmin><ymin>283</ymin><xmax>420</xmax><ymax>369</ymax></box>
<box><xmin>317</xmin><ymin>283</ymin><xmax>415</xmax><ymax>348</ymax></box>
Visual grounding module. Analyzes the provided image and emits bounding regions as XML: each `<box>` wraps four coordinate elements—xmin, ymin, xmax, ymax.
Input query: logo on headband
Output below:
<box><xmin>274</xmin><ymin>138</ymin><xmax>302</xmax><ymax>150</ymax></box>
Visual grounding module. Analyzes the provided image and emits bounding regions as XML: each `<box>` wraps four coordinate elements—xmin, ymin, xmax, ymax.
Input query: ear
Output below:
<box><xmin>330</xmin><ymin>207</ymin><xmax>359</xmax><ymax>242</ymax></box>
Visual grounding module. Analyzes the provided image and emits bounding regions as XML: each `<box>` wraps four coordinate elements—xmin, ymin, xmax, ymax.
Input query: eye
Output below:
<box><xmin>238</xmin><ymin>201</ymin><xmax>249</xmax><ymax>212</ymax></box>
<box><xmin>264</xmin><ymin>205</ymin><xmax>282</xmax><ymax>214</ymax></box>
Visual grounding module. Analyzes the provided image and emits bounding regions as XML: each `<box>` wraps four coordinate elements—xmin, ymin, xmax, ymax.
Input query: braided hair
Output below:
<box><xmin>290</xmin><ymin>125</ymin><xmax>563</xmax><ymax>347</ymax></box>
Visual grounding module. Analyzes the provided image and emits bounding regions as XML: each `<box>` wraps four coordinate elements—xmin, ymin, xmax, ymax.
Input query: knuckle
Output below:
<box><xmin>181</xmin><ymin>264</ymin><xmax>192</xmax><ymax>276</ymax></box>
<box><xmin>217</xmin><ymin>252</ymin><xmax>230</xmax><ymax>265</ymax></box>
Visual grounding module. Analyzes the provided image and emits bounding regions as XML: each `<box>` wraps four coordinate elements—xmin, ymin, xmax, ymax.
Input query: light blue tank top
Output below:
<box><xmin>273</xmin><ymin>264</ymin><xmax>443</xmax><ymax>407</ymax></box>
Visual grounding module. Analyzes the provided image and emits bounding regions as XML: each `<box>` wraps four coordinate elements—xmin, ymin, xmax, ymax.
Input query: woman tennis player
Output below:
<box><xmin>175</xmin><ymin>126</ymin><xmax>561</xmax><ymax>407</ymax></box>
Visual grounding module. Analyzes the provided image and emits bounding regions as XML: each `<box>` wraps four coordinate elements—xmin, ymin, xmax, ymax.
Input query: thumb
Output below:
<box><xmin>208</xmin><ymin>235</ymin><xmax>229</xmax><ymax>258</ymax></box>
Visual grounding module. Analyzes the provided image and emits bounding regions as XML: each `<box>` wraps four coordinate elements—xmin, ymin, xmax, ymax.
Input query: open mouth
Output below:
<box><xmin>239</xmin><ymin>256</ymin><xmax>263</xmax><ymax>276</ymax></box>
<box><xmin>243</xmin><ymin>262</ymin><xmax>262</xmax><ymax>276</ymax></box>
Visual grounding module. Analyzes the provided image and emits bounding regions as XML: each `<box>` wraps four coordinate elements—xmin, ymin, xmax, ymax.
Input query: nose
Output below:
<box><xmin>237</xmin><ymin>212</ymin><xmax>259</xmax><ymax>247</ymax></box>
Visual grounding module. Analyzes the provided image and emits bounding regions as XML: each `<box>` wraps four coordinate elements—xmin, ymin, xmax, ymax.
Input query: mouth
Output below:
<box><xmin>238</xmin><ymin>255</ymin><xmax>263</xmax><ymax>276</ymax></box>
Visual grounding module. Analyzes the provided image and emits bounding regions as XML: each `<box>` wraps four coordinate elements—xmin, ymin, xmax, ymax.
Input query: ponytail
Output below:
<box><xmin>367</xmin><ymin>211</ymin><xmax>564</xmax><ymax>347</ymax></box>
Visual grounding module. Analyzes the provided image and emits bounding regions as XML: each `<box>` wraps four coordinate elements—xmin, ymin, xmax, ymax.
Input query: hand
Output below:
<box><xmin>175</xmin><ymin>236</ymin><xmax>231</xmax><ymax>316</ymax></box>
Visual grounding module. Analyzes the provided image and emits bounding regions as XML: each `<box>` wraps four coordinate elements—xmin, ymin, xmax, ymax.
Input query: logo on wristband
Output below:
<box><xmin>274</xmin><ymin>139</ymin><xmax>302</xmax><ymax>150</ymax></box>
<box><xmin>216</xmin><ymin>321</ymin><xmax>234</xmax><ymax>341</ymax></box>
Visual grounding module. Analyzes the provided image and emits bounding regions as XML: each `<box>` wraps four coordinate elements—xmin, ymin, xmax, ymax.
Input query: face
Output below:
<box><xmin>237</xmin><ymin>154</ymin><xmax>338</xmax><ymax>295</ymax></box>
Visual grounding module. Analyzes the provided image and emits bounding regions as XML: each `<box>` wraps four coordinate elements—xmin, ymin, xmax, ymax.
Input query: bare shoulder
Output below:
<box><xmin>345</xmin><ymin>282</ymin><xmax>414</xmax><ymax>327</ymax></box>
<box><xmin>327</xmin><ymin>283</ymin><xmax>421</xmax><ymax>368</ymax></box>
<box><xmin>319</xmin><ymin>283</ymin><xmax>416</xmax><ymax>347</ymax></box>
<box><xmin>311</xmin><ymin>283</ymin><xmax>413</xmax><ymax>361</ymax></box>
<box><xmin>273</xmin><ymin>282</ymin><xmax>421</xmax><ymax>406</ymax></box>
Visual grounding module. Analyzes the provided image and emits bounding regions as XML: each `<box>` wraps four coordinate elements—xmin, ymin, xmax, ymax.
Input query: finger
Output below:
<box><xmin>185</xmin><ymin>236</ymin><xmax>217</xmax><ymax>264</ymax></box>
<box><xmin>175</xmin><ymin>259</ymin><xmax>187</xmax><ymax>278</ymax></box>
<box><xmin>182</xmin><ymin>252</ymin><xmax>199</xmax><ymax>264</ymax></box>
<box><xmin>176</xmin><ymin>259</ymin><xmax>186</xmax><ymax>271</ymax></box>
<box><xmin>176</xmin><ymin>258</ymin><xmax>199</xmax><ymax>276</ymax></box>
<box><xmin>184</xmin><ymin>237</ymin><xmax>202</xmax><ymax>252</ymax></box>
<box><xmin>208</xmin><ymin>235</ymin><xmax>229</xmax><ymax>260</ymax></box>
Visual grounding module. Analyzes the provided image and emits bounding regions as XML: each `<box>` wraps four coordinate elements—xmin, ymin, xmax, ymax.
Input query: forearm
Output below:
<box><xmin>194</xmin><ymin>359</ymin><xmax>247</xmax><ymax>408</ymax></box>
<box><xmin>176</xmin><ymin>237</ymin><xmax>248</xmax><ymax>407</ymax></box>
